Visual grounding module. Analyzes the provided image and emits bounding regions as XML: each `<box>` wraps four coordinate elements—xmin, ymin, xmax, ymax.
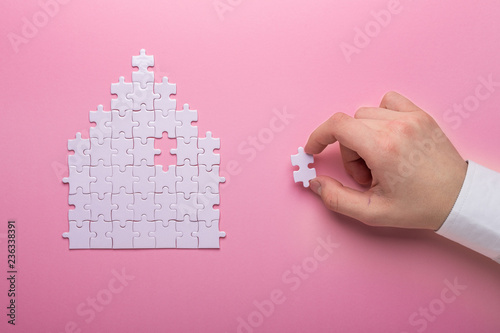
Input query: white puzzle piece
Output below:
<box><xmin>90</xmin><ymin>160</ymin><xmax>112</xmax><ymax>199</ymax></box>
<box><xmin>133</xmin><ymin>216</ymin><xmax>156</xmax><ymax>248</ymax></box>
<box><xmin>89</xmin><ymin>105</ymin><xmax>112</xmax><ymax>144</ymax></box>
<box><xmin>63</xmin><ymin>166</ymin><xmax>96</xmax><ymax>194</ymax></box>
<box><xmin>150</xmin><ymin>165</ymin><xmax>179</xmax><ymax>194</ymax></box>
<box><xmin>176</xmin><ymin>103</ymin><xmax>198</xmax><ymax>142</ymax></box>
<box><xmin>62</xmin><ymin>221</ymin><xmax>95</xmax><ymax>249</ymax></box>
<box><xmin>111</xmin><ymin>133</ymin><xmax>134</xmax><ymax>171</ymax></box>
<box><xmin>132</xmin><ymin>106</ymin><xmax>155</xmax><ymax>143</ymax></box>
<box><xmin>68</xmin><ymin>187</ymin><xmax>91</xmax><ymax>227</ymax></box>
<box><xmin>106</xmin><ymin>221</ymin><xmax>138</xmax><ymax>249</ymax></box>
<box><xmin>193</xmin><ymin>220</ymin><xmax>226</xmax><ymax>249</ymax></box>
<box><xmin>154</xmin><ymin>76</ymin><xmax>177</xmax><ymax>113</ymax></box>
<box><xmin>152</xmin><ymin>109</ymin><xmax>178</xmax><ymax>139</ymax></box>
<box><xmin>149</xmin><ymin>220</ymin><xmax>179</xmax><ymax>248</ymax></box>
<box><xmin>90</xmin><ymin>216</ymin><xmax>113</xmax><ymax>249</ymax></box>
<box><xmin>194</xmin><ymin>165</ymin><xmax>225</xmax><ymax>194</ymax></box>
<box><xmin>291</xmin><ymin>147</ymin><xmax>316</xmax><ymax>187</ymax></box>
<box><xmin>128</xmin><ymin>82</ymin><xmax>159</xmax><ymax>111</ymax></box>
<box><xmin>132</xmin><ymin>49</ymin><xmax>154</xmax><ymax>89</ymax></box>
<box><xmin>175</xmin><ymin>217</ymin><xmax>199</xmax><ymax>248</ymax></box>
<box><xmin>111</xmin><ymin>189</ymin><xmax>134</xmax><ymax>224</ymax></box>
<box><xmin>171</xmin><ymin>137</ymin><xmax>201</xmax><ymax>166</ymax></box>
<box><xmin>198</xmin><ymin>131</ymin><xmax>220</xmax><ymax>171</ymax></box>
<box><xmin>68</xmin><ymin>132</ymin><xmax>90</xmax><ymax>172</ymax></box>
<box><xmin>111</xmin><ymin>76</ymin><xmax>133</xmax><ymax>116</ymax></box>
<box><xmin>110</xmin><ymin>109</ymin><xmax>138</xmax><ymax>139</ymax></box>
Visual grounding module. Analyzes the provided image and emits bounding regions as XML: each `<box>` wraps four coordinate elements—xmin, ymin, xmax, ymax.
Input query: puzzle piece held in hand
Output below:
<box><xmin>291</xmin><ymin>147</ymin><xmax>316</xmax><ymax>187</ymax></box>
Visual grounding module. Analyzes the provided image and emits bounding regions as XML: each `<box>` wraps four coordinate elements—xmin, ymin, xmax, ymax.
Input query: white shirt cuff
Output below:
<box><xmin>436</xmin><ymin>160</ymin><xmax>500</xmax><ymax>263</ymax></box>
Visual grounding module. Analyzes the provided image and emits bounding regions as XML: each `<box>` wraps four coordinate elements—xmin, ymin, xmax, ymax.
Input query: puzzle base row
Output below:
<box><xmin>64</xmin><ymin>217</ymin><xmax>225</xmax><ymax>249</ymax></box>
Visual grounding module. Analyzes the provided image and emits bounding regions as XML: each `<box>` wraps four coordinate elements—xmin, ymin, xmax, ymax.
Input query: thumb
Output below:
<box><xmin>309</xmin><ymin>176</ymin><xmax>374</xmax><ymax>223</ymax></box>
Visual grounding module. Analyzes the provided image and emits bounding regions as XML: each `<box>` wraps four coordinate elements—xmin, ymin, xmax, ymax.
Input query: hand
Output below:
<box><xmin>304</xmin><ymin>92</ymin><xmax>468</xmax><ymax>230</ymax></box>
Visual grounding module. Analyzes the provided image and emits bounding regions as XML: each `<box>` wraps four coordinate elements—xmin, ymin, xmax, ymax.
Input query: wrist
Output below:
<box><xmin>433</xmin><ymin>160</ymin><xmax>468</xmax><ymax>231</ymax></box>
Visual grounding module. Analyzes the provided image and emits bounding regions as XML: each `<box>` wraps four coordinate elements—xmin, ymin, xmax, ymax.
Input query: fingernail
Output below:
<box><xmin>309</xmin><ymin>179</ymin><xmax>321</xmax><ymax>195</ymax></box>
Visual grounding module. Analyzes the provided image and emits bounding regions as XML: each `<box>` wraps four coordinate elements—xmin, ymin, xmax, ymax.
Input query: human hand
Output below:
<box><xmin>304</xmin><ymin>92</ymin><xmax>468</xmax><ymax>230</ymax></box>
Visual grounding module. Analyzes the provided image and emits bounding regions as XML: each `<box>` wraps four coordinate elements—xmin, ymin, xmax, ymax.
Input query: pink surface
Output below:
<box><xmin>1</xmin><ymin>0</ymin><xmax>500</xmax><ymax>332</ymax></box>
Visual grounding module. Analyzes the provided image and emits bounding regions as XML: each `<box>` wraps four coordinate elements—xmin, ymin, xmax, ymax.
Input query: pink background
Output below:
<box><xmin>1</xmin><ymin>0</ymin><xmax>500</xmax><ymax>332</ymax></box>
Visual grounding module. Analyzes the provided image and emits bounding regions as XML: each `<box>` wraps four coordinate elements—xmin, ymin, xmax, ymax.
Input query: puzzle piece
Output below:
<box><xmin>194</xmin><ymin>165</ymin><xmax>225</xmax><ymax>194</ymax></box>
<box><xmin>127</xmin><ymin>82</ymin><xmax>159</xmax><ymax>111</ymax></box>
<box><xmin>175</xmin><ymin>217</ymin><xmax>199</xmax><ymax>248</ymax></box>
<box><xmin>68</xmin><ymin>187</ymin><xmax>91</xmax><ymax>228</ymax></box>
<box><xmin>63</xmin><ymin>166</ymin><xmax>96</xmax><ymax>194</ymax></box>
<box><xmin>128</xmin><ymin>192</ymin><xmax>159</xmax><ymax>221</ymax></box>
<box><xmin>151</xmin><ymin>109</ymin><xmax>178</xmax><ymax>139</ymax></box>
<box><xmin>154</xmin><ymin>192</ymin><xmax>176</xmax><ymax>222</ymax></box>
<box><xmin>110</xmin><ymin>110</ymin><xmax>138</xmax><ymax>139</ymax></box>
<box><xmin>133</xmin><ymin>216</ymin><xmax>156</xmax><ymax>248</ymax></box>
<box><xmin>111</xmin><ymin>188</ymin><xmax>134</xmax><ymax>226</ymax></box>
<box><xmin>171</xmin><ymin>137</ymin><xmax>201</xmax><ymax>166</ymax></box>
<box><xmin>176</xmin><ymin>164</ymin><xmax>198</xmax><ymax>198</ymax></box>
<box><xmin>172</xmin><ymin>193</ymin><xmax>202</xmax><ymax>221</ymax></box>
<box><xmin>154</xmin><ymin>76</ymin><xmax>177</xmax><ymax>113</ymax></box>
<box><xmin>106</xmin><ymin>221</ymin><xmax>139</xmax><ymax>249</ymax></box>
<box><xmin>87</xmin><ymin>192</ymin><xmax>117</xmax><ymax>222</ymax></box>
<box><xmin>111</xmin><ymin>133</ymin><xmax>134</xmax><ymax>171</ymax></box>
<box><xmin>90</xmin><ymin>160</ymin><xmax>112</xmax><ymax>199</ymax></box>
<box><xmin>132</xmin><ymin>49</ymin><xmax>154</xmax><ymax>89</ymax></box>
<box><xmin>132</xmin><ymin>105</ymin><xmax>155</xmax><ymax>143</ymax></box>
<box><xmin>131</xmin><ymin>138</ymin><xmax>161</xmax><ymax>166</ymax></box>
<box><xmin>197</xmin><ymin>189</ymin><xmax>220</xmax><ymax>225</ymax></box>
<box><xmin>111</xmin><ymin>76</ymin><xmax>133</xmax><ymax>116</ymax></box>
<box><xmin>198</xmin><ymin>131</ymin><xmax>220</xmax><ymax>171</ymax></box>
<box><xmin>89</xmin><ymin>137</ymin><xmax>114</xmax><ymax>166</ymax></box>
<box><xmin>291</xmin><ymin>147</ymin><xmax>316</xmax><ymax>187</ymax></box>
<box><xmin>193</xmin><ymin>220</ymin><xmax>226</xmax><ymax>249</ymax></box>
<box><xmin>89</xmin><ymin>105</ymin><xmax>112</xmax><ymax>144</ymax></box>
<box><xmin>90</xmin><ymin>216</ymin><xmax>113</xmax><ymax>249</ymax></box>
<box><xmin>132</xmin><ymin>161</ymin><xmax>155</xmax><ymax>199</ymax></box>
<box><xmin>68</xmin><ymin>132</ymin><xmax>90</xmax><ymax>172</ymax></box>
<box><xmin>149</xmin><ymin>220</ymin><xmax>180</xmax><ymax>248</ymax></box>
<box><xmin>176</xmin><ymin>103</ymin><xmax>198</xmax><ymax>143</ymax></box>
<box><xmin>150</xmin><ymin>165</ymin><xmax>179</xmax><ymax>194</ymax></box>
<box><xmin>107</xmin><ymin>165</ymin><xmax>137</xmax><ymax>194</ymax></box>
<box><xmin>62</xmin><ymin>221</ymin><xmax>95</xmax><ymax>249</ymax></box>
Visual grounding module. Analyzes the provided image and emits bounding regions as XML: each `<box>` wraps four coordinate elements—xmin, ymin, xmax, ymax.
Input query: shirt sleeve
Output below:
<box><xmin>436</xmin><ymin>160</ymin><xmax>500</xmax><ymax>264</ymax></box>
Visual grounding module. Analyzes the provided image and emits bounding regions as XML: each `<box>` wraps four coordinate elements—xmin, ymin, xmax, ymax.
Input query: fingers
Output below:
<box><xmin>354</xmin><ymin>107</ymin><xmax>401</xmax><ymax>121</ymax></box>
<box><xmin>304</xmin><ymin>113</ymin><xmax>374</xmax><ymax>155</ymax></box>
<box><xmin>379</xmin><ymin>91</ymin><xmax>421</xmax><ymax>112</ymax></box>
<box><xmin>309</xmin><ymin>176</ymin><xmax>374</xmax><ymax>223</ymax></box>
<box><xmin>340</xmin><ymin>145</ymin><xmax>372</xmax><ymax>185</ymax></box>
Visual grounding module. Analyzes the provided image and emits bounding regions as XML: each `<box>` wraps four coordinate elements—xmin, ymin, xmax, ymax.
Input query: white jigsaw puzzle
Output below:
<box><xmin>291</xmin><ymin>147</ymin><xmax>316</xmax><ymax>187</ymax></box>
<box><xmin>63</xmin><ymin>49</ymin><xmax>226</xmax><ymax>249</ymax></box>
